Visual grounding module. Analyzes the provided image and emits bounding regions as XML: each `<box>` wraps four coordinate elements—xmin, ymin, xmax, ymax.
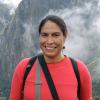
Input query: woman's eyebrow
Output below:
<box><xmin>52</xmin><ymin>32</ymin><xmax>61</xmax><ymax>34</ymax></box>
<box><xmin>40</xmin><ymin>32</ymin><xmax>48</xmax><ymax>34</ymax></box>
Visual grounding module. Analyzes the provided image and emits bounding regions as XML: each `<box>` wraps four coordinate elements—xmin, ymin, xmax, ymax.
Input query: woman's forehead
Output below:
<box><xmin>41</xmin><ymin>21</ymin><xmax>62</xmax><ymax>32</ymax></box>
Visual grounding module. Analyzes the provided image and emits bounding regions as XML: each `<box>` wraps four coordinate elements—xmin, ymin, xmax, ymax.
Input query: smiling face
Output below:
<box><xmin>39</xmin><ymin>21</ymin><xmax>66</xmax><ymax>61</ymax></box>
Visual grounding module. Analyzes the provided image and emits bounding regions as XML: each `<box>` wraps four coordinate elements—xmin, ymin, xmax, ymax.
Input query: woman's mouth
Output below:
<box><xmin>45</xmin><ymin>46</ymin><xmax>56</xmax><ymax>50</ymax></box>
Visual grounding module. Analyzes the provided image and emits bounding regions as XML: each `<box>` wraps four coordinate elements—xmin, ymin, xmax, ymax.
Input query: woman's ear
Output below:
<box><xmin>63</xmin><ymin>46</ymin><xmax>65</xmax><ymax>49</ymax></box>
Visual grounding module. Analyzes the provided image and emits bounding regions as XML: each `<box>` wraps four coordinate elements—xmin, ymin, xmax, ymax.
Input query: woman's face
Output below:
<box><xmin>39</xmin><ymin>21</ymin><xmax>66</xmax><ymax>59</ymax></box>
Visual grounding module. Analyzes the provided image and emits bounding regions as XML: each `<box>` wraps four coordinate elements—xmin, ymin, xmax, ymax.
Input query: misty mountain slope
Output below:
<box><xmin>87</xmin><ymin>55</ymin><xmax>100</xmax><ymax>97</ymax></box>
<box><xmin>87</xmin><ymin>55</ymin><xmax>100</xmax><ymax>81</ymax></box>
<box><xmin>0</xmin><ymin>0</ymin><xmax>100</xmax><ymax>99</ymax></box>
<box><xmin>0</xmin><ymin>3</ymin><xmax>13</xmax><ymax>34</ymax></box>
<box><xmin>1</xmin><ymin>0</ymin><xmax>91</xmax><ymax>78</ymax></box>
<box><xmin>1</xmin><ymin>0</ymin><xmax>82</xmax><ymax>97</ymax></box>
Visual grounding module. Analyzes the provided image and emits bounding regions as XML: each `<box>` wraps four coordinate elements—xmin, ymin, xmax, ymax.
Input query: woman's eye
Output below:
<box><xmin>55</xmin><ymin>34</ymin><xmax>59</xmax><ymax>36</ymax></box>
<box><xmin>53</xmin><ymin>33</ymin><xmax>60</xmax><ymax>37</ymax></box>
<box><xmin>41</xmin><ymin>33</ymin><xmax>48</xmax><ymax>37</ymax></box>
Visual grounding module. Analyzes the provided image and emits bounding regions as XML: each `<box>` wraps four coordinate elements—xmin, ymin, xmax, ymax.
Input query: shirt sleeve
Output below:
<box><xmin>77</xmin><ymin>60</ymin><xmax>92</xmax><ymax>100</ymax></box>
<box><xmin>9</xmin><ymin>58</ymin><xmax>30</xmax><ymax>100</ymax></box>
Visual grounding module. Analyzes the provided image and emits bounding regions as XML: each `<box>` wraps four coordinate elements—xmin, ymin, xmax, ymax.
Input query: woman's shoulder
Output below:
<box><xmin>76</xmin><ymin>59</ymin><xmax>91</xmax><ymax>82</ymax></box>
<box><xmin>76</xmin><ymin>59</ymin><xmax>88</xmax><ymax>72</ymax></box>
<box><xmin>67</xmin><ymin>57</ymin><xmax>89</xmax><ymax>75</ymax></box>
<box><xmin>14</xmin><ymin>57</ymin><xmax>31</xmax><ymax>74</ymax></box>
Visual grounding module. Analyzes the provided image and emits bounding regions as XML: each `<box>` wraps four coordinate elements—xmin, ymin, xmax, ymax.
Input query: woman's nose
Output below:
<box><xmin>47</xmin><ymin>36</ymin><xmax>53</xmax><ymax>44</ymax></box>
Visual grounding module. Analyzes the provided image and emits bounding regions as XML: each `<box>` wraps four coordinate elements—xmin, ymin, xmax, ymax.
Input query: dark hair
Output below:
<box><xmin>39</xmin><ymin>15</ymin><xmax>68</xmax><ymax>38</ymax></box>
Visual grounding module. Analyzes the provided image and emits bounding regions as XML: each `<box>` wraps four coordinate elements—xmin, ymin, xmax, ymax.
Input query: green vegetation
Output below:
<box><xmin>93</xmin><ymin>80</ymin><xmax>100</xmax><ymax>99</ymax></box>
<box><xmin>0</xmin><ymin>79</ymin><xmax>10</xmax><ymax>99</ymax></box>
<box><xmin>93</xmin><ymin>95</ymin><xmax>100</xmax><ymax>100</ymax></box>
<box><xmin>0</xmin><ymin>97</ymin><xmax>6</xmax><ymax>100</ymax></box>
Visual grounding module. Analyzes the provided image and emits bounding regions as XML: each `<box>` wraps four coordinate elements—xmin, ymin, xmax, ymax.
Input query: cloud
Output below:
<box><xmin>93</xmin><ymin>18</ymin><xmax>100</xmax><ymax>33</ymax></box>
<box><xmin>46</xmin><ymin>1</ymin><xmax>100</xmax><ymax>61</ymax></box>
<box><xmin>98</xmin><ymin>0</ymin><xmax>100</xmax><ymax>6</ymax></box>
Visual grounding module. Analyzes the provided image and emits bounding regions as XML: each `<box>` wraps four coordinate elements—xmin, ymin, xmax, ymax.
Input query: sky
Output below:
<box><xmin>0</xmin><ymin>0</ymin><xmax>22</xmax><ymax>8</ymax></box>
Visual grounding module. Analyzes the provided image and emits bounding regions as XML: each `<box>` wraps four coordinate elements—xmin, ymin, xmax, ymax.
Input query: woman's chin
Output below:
<box><xmin>44</xmin><ymin>52</ymin><xmax>56</xmax><ymax>58</ymax></box>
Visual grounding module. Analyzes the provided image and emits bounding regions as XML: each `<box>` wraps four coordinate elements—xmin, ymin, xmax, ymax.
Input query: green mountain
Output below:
<box><xmin>87</xmin><ymin>55</ymin><xmax>100</xmax><ymax>99</ymax></box>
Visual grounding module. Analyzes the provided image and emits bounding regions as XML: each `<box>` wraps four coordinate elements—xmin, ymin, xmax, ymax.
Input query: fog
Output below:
<box><xmin>44</xmin><ymin>2</ymin><xmax>100</xmax><ymax>62</ymax></box>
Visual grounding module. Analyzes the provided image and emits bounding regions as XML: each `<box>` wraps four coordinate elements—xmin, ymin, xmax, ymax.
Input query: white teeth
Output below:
<box><xmin>46</xmin><ymin>47</ymin><xmax>54</xmax><ymax>50</ymax></box>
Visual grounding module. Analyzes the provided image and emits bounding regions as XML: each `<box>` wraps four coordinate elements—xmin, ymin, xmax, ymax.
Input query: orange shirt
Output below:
<box><xmin>9</xmin><ymin>56</ymin><xmax>92</xmax><ymax>100</ymax></box>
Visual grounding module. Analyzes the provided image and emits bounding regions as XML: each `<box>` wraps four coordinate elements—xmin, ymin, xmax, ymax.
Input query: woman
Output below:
<box><xmin>9</xmin><ymin>15</ymin><xmax>92</xmax><ymax>100</ymax></box>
